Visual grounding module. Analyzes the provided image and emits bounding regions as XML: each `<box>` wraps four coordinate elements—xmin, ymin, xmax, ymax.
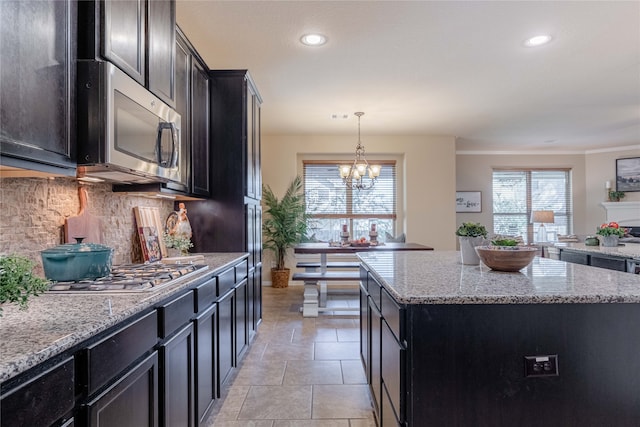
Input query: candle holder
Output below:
<box><xmin>340</xmin><ymin>231</ymin><xmax>350</xmax><ymax>245</ymax></box>
<box><xmin>369</xmin><ymin>230</ymin><xmax>378</xmax><ymax>246</ymax></box>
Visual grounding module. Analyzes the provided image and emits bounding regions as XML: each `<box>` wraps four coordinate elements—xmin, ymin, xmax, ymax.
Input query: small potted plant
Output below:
<box><xmin>596</xmin><ymin>222</ymin><xmax>625</xmax><ymax>247</ymax></box>
<box><xmin>608</xmin><ymin>190</ymin><xmax>626</xmax><ymax>202</ymax></box>
<box><xmin>0</xmin><ymin>254</ymin><xmax>49</xmax><ymax>316</ymax></box>
<box><xmin>455</xmin><ymin>222</ymin><xmax>488</xmax><ymax>265</ymax></box>
<box><xmin>163</xmin><ymin>233</ymin><xmax>194</xmax><ymax>256</ymax></box>
<box><xmin>262</xmin><ymin>176</ymin><xmax>308</xmax><ymax>288</ymax></box>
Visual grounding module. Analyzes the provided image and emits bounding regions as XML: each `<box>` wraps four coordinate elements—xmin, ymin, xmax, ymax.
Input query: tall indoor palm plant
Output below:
<box><xmin>262</xmin><ymin>176</ymin><xmax>308</xmax><ymax>288</ymax></box>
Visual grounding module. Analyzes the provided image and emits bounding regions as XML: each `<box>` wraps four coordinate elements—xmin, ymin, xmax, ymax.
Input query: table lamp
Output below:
<box><xmin>531</xmin><ymin>210</ymin><xmax>555</xmax><ymax>242</ymax></box>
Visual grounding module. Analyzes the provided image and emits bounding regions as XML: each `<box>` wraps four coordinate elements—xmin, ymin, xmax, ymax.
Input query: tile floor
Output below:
<box><xmin>205</xmin><ymin>285</ymin><xmax>376</xmax><ymax>427</ymax></box>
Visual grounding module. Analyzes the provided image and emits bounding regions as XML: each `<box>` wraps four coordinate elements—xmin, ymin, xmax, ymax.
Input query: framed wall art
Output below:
<box><xmin>456</xmin><ymin>191</ymin><xmax>482</xmax><ymax>213</ymax></box>
<box><xmin>616</xmin><ymin>157</ymin><xmax>640</xmax><ymax>192</ymax></box>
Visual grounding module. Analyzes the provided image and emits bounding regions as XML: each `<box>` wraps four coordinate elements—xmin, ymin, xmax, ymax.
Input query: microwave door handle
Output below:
<box><xmin>169</xmin><ymin>122</ymin><xmax>179</xmax><ymax>168</ymax></box>
<box><xmin>156</xmin><ymin>122</ymin><xmax>174</xmax><ymax>167</ymax></box>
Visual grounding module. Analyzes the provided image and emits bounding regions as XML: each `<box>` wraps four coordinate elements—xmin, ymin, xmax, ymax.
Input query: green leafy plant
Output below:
<box><xmin>262</xmin><ymin>176</ymin><xmax>308</xmax><ymax>270</ymax></box>
<box><xmin>455</xmin><ymin>222</ymin><xmax>488</xmax><ymax>238</ymax></box>
<box><xmin>0</xmin><ymin>254</ymin><xmax>49</xmax><ymax>315</ymax></box>
<box><xmin>608</xmin><ymin>190</ymin><xmax>626</xmax><ymax>202</ymax></box>
<box><xmin>491</xmin><ymin>239</ymin><xmax>518</xmax><ymax>246</ymax></box>
<box><xmin>163</xmin><ymin>233</ymin><xmax>193</xmax><ymax>254</ymax></box>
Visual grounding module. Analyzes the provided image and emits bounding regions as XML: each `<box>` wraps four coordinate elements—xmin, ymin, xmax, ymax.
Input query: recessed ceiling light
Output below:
<box><xmin>524</xmin><ymin>34</ymin><xmax>552</xmax><ymax>47</ymax></box>
<box><xmin>300</xmin><ymin>33</ymin><xmax>327</xmax><ymax>47</ymax></box>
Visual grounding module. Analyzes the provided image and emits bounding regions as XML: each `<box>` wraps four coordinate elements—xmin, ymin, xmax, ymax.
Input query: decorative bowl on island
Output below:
<box><xmin>475</xmin><ymin>245</ymin><xmax>538</xmax><ymax>272</ymax></box>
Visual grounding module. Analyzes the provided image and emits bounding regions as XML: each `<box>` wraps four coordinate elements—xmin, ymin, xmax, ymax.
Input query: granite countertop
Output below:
<box><xmin>0</xmin><ymin>253</ymin><xmax>247</xmax><ymax>384</ymax></box>
<box><xmin>358</xmin><ymin>251</ymin><xmax>640</xmax><ymax>306</ymax></box>
<box><xmin>554</xmin><ymin>242</ymin><xmax>640</xmax><ymax>258</ymax></box>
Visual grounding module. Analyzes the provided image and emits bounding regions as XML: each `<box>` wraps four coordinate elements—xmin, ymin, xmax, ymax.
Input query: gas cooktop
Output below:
<box><xmin>48</xmin><ymin>263</ymin><xmax>209</xmax><ymax>293</ymax></box>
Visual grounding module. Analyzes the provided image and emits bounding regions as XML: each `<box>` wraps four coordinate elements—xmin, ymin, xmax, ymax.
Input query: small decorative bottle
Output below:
<box><xmin>369</xmin><ymin>223</ymin><xmax>378</xmax><ymax>246</ymax></box>
<box><xmin>340</xmin><ymin>223</ymin><xmax>350</xmax><ymax>245</ymax></box>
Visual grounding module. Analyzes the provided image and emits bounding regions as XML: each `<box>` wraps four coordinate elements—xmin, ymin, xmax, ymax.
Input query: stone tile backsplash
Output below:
<box><xmin>0</xmin><ymin>177</ymin><xmax>173</xmax><ymax>272</ymax></box>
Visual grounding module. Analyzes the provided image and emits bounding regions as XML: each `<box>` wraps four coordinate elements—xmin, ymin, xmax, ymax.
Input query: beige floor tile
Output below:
<box><xmin>233</xmin><ymin>360</ymin><xmax>286</xmax><ymax>386</ymax></box>
<box><xmin>213</xmin><ymin>421</ymin><xmax>275</xmax><ymax>427</ymax></box>
<box><xmin>340</xmin><ymin>360</ymin><xmax>367</xmax><ymax>384</ymax></box>
<box><xmin>274</xmin><ymin>420</ymin><xmax>349</xmax><ymax>427</ymax></box>
<box><xmin>336</xmin><ymin>328</ymin><xmax>359</xmax><ymax>342</ymax></box>
<box><xmin>292</xmin><ymin>327</ymin><xmax>338</xmax><ymax>343</ymax></box>
<box><xmin>237</xmin><ymin>385</ymin><xmax>313</xmax><ymax>420</ymax></box>
<box><xmin>283</xmin><ymin>360</ymin><xmax>343</xmax><ymax>385</ymax></box>
<box><xmin>262</xmin><ymin>341</ymin><xmax>315</xmax><ymax>361</ymax></box>
<box><xmin>311</xmin><ymin>385</ymin><xmax>373</xmax><ymax>419</ymax></box>
<box><xmin>314</xmin><ymin>341</ymin><xmax>360</xmax><ymax>360</ymax></box>
<box><xmin>348</xmin><ymin>418</ymin><xmax>377</xmax><ymax>427</ymax></box>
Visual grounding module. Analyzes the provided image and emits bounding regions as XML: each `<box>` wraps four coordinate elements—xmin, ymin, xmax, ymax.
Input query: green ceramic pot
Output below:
<box><xmin>41</xmin><ymin>241</ymin><xmax>113</xmax><ymax>281</ymax></box>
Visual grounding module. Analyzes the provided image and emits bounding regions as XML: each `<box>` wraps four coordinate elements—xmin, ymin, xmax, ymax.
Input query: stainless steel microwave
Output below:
<box><xmin>77</xmin><ymin>61</ymin><xmax>187</xmax><ymax>191</ymax></box>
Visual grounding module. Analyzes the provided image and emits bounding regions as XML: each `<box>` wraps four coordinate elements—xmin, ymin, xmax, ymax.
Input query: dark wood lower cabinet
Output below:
<box><xmin>359</xmin><ymin>283</ymin><xmax>370</xmax><ymax>383</ymax></box>
<box><xmin>160</xmin><ymin>323</ymin><xmax>195</xmax><ymax>427</ymax></box>
<box><xmin>218</xmin><ymin>290</ymin><xmax>234</xmax><ymax>391</ymax></box>
<box><xmin>85</xmin><ymin>351</ymin><xmax>159</xmax><ymax>427</ymax></box>
<box><xmin>235</xmin><ymin>279</ymin><xmax>248</xmax><ymax>362</ymax></box>
<box><xmin>194</xmin><ymin>303</ymin><xmax>217</xmax><ymax>425</ymax></box>
<box><xmin>369</xmin><ymin>297</ymin><xmax>382</xmax><ymax>419</ymax></box>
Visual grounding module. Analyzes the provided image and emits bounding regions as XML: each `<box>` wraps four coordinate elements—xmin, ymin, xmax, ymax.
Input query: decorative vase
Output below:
<box><xmin>600</xmin><ymin>235</ymin><xmax>619</xmax><ymax>247</ymax></box>
<box><xmin>458</xmin><ymin>236</ymin><xmax>485</xmax><ymax>265</ymax></box>
<box><xmin>271</xmin><ymin>268</ymin><xmax>290</xmax><ymax>288</ymax></box>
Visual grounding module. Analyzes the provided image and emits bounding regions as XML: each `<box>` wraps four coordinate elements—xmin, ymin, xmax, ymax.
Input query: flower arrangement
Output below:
<box><xmin>163</xmin><ymin>232</ymin><xmax>193</xmax><ymax>255</ymax></box>
<box><xmin>596</xmin><ymin>222</ymin><xmax>625</xmax><ymax>237</ymax></box>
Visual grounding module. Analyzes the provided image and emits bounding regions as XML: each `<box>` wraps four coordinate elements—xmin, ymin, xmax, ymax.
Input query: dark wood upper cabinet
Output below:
<box><xmin>147</xmin><ymin>0</ymin><xmax>176</xmax><ymax>106</ymax></box>
<box><xmin>0</xmin><ymin>0</ymin><xmax>76</xmax><ymax>174</ymax></box>
<box><xmin>80</xmin><ymin>0</ymin><xmax>175</xmax><ymax>106</ymax></box>
<box><xmin>190</xmin><ymin>57</ymin><xmax>210</xmax><ymax>196</ymax></box>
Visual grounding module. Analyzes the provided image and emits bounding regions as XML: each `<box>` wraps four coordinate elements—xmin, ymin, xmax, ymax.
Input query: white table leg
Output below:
<box><xmin>302</xmin><ymin>280</ymin><xmax>319</xmax><ymax>317</ymax></box>
<box><xmin>319</xmin><ymin>281</ymin><xmax>328</xmax><ymax>307</ymax></box>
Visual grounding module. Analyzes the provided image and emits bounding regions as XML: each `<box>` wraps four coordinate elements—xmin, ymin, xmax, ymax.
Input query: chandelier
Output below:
<box><xmin>338</xmin><ymin>112</ymin><xmax>381</xmax><ymax>190</ymax></box>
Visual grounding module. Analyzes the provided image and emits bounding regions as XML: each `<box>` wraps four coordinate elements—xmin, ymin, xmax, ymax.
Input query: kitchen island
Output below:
<box><xmin>357</xmin><ymin>251</ymin><xmax>640</xmax><ymax>427</ymax></box>
<box><xmin>0</xmin><ymin>253</ymin><xmax>255</xmax><ymax>427</ymax></box>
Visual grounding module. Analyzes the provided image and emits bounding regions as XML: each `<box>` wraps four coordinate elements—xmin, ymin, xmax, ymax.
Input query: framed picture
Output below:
<box><xmin>456</xmin><ymin>191</ymin><xmax>482</xmax><ymax>212</ymax></box>
<box><xmin>616</xmin><ymin>157</ymin><xmax>640</xmax><ymax>192</ymax></box>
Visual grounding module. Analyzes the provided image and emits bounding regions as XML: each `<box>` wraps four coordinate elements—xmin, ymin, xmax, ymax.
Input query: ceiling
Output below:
<box><xmin>176</xmin><ymin>1</ymin><xmax>640</xmax><ymax>152</ymax></box>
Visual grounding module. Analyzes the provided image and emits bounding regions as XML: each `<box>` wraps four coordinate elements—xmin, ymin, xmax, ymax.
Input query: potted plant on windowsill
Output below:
<box><xmin>455</xmin><ymin>222</ymin><xmax>488</xmax><ymax>265</ymax></box>
<box><xmin>262</xmin><ymin>176</ymin><xmax>308</xmax><ymax>288</ymax></box>
<box><xmin>596</xmin><ymin>222</ymin><xmax>625</xmax><ymax>247</ymax></box>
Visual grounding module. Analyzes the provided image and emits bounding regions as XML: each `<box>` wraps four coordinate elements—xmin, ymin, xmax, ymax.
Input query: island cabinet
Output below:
<box><xmin>359</xmin><ymin>260</ymin><xmax>640</xmax><ymax>427</ymax></box>
<box><xmin>78</xmin><ymin>0</ymin><xmax>176</xmax><ymax>107</ymax></box>
<box><xmin>0</xmin><ymin>0</ymin><xmax>77</xmax><ymax>176</ymax></box>
<box><xmin>560</xmin><ymin>248</ymin><xmax>629</xmax><ymax>272</ymax></box>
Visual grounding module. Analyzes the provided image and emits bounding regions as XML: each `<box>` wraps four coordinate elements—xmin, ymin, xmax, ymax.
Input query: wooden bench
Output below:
<box><xmin>296</xmin><ymin>261</ymin><xmax>361</xmax><ymax>271</ymax></box>
<box><xmin>292</xmin><ymin>271</ymin><xmax>361</xmax><ymax>316</ymax></box>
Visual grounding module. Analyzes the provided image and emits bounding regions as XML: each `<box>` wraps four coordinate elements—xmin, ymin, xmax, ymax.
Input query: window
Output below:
<box><xmin>492</xmin><ymin>169</ymin><xmax>572</xmax><ymax>243</ymax></box>
<box><xmin>303</xmin><ymin>161</ymin><xmax>397</xmax><ymax>242</ymax></box>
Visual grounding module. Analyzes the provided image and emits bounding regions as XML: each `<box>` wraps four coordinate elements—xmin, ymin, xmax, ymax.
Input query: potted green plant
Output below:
<box><xmin>608</xmin><ymin>190</ymin><xmax>626</xmax><ymax>202</ymax></box>
<box><xmin>0</xmin><ymin>254</ymin><xmax>49</xmax><ymax>316</ymax></box>
<box><xmin>596</xmin><ymin>221</ymin><xmax>625</xmax><ymax>247</ymax></box>
<box><xmin>455</xmin><ymin>222</ymin><xmax>488</xmax><ymax>265</ymax></box>
<box><xmin>262</xmin><ymin>176</ymin><xmax>308</xmax><ymax>288</ymax></box>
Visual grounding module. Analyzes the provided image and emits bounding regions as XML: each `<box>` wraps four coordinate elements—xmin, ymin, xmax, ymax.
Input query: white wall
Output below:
<box><xmin>262</xmin><ymin>134</ymin><xmax>457</xmax><ymax>251</ymax></box>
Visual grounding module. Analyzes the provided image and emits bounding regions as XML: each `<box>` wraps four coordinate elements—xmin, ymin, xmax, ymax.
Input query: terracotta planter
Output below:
<box><xmin>271</xmin><ymin>268</ymin><xmax>290</xmax><ymax>288</ymax></box>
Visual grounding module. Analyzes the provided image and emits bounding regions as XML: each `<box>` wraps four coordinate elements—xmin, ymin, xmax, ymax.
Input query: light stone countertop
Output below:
<box><xmin>553</xmin><ymin>242</ymin><xmax>640</xmax><ymax>258</ymax></box>
<box><xmin>358</xmin><ymin>251</ymin><xmax>640</xmax><ymax>305</ymax></box>
<box><xmin>0</xmin><ymin>253</ymin><xmax>247</xmax><ymax>384</ymax></box>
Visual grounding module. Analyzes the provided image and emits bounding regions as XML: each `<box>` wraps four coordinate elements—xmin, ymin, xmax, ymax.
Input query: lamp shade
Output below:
<box><xmin>531</xmin><ymin>210</ymin><xmax>555</xmax><ymax>224</ymax></box>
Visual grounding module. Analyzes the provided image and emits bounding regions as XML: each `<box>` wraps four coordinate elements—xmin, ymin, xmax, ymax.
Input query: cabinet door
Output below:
<box><xmin>218</xmin><ymin>290</ymin><xmax>234</xmax><ymax>390</ymax></box>
<box><xmin>86</xmin><ymin>351</ymin><xmax>159</xmax><ymax>427</ymax></box>
<box><xmin>254</xmin><ymin>92</ymin><xmax>262</xmax><ymax>200</ymax></box>
<box><xmin>235</xmin><ymin>279</ymin><xmax>248</xmax><ymax>363</ymax></box>
<box><xmin>1</xmin><ymin>357</ymin><xmax>74</xmax><ymax>427</ymax></box>
<box><xmin>560</xmin><ymin>249</ymin><xmax>589</xmax><ymax>265</ymax></box>
<box><xmin>147</xmin><ymin>0</ymin><xmax>175</xmax><ymax>106</ymax></box>
<box><xmin>160</xmin><ymin>323</ymin><xmax>194</xmax><ymax>427</ymax></box>
<box><xmin>190</xmin><ymin>57</ymin><xmax>210</xmax><ymax>196</ymax></box>
<box><xmin>194</xmin><ymin>304</ymin><xmax>217</xmax><ymax>425</ymax></box>
<box><xmin>369</xmin><ymin>297</ymin><xmax>382</xmax><ymax>417</ymax></box>
<box><xmin>102</xmin><ymin>0</ymin><xmax>145</xmax><ymax>84</ymax></box>
<box><xmin>175</xmin><ymin>31</ymin><xmax>191</xmax><ymax>191</ymax></box>
<box><xmin>0</xmin><ymin>0</ymin><xmax>76</xmax><ymax>170</ymax></box>
<box><xmin>246</xmin><ymin>204</ymin><xmax>256</xmax><ymax>268</ymax></box>
<box><xmin>381</xmin><ymin>321</ymin><xmax>403</xmax><ymax>424</ymax></box>
<box><xmin>590</xmin><ymin>254</ymin><xmax>627</xmax><ymax>272</ymax></box>
<box><xmin>359</xmin><ymin>283</ymin><xmax>370</xmax><ymax>383</ymax></box>
<box><xmin>245</xmin><ymin>78</ymin><xmax>255</xmax><ymax>199</ymax></box>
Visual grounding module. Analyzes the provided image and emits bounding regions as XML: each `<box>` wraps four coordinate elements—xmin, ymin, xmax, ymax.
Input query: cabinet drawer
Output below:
<box><xmin>381</xmin><ymin>287</ymin><xmax>402</xmax><ymax>341</ymax></box>
<box><xmin>1</xmin><ymin>357</ymin><xmax>74</xmax><ymax>427</ymax></box>
<box><xmin>382</xmin><ymin>382</ymin><xmax>401</xmax><ymax>427</ymax></box>
<box><xmin>590</xmin><ymin>254</ymin><xmax>627</xmax><ymax>272</ymax></box>
<box><xmin>560</xmin><ymin>250</ymin><xmax>589</xmax><ymax>265</ymax></box>
<box><xmin>194</xmin><ymin>275</ymin><xmax>217</xmax><ymax>312</ymax></box>
<box><xmin>382</xmin><ymin>322</ymin><xmax>403</xmax><ymax>417</ymax></box>
<box><xmin>84</xmin><ymin>311</ymin><xmax>158</xmax><ymax>396</ymax></box>
<box><xmin>158</xmin><ymin>290</ymin><xmax>195</xmax><ymax>338</ymax></box>
<box><xmin>235</xmin><ymin>259</ymin><xmax>248</xmax><ymax>282</ymax></box>
<box><xmin>369</xmin><ymin>276</ymin><xmax>382</xmax><ymax>311</ymax></box>
<box><xmin>218</xmin><ymin>267</ymin><xmax>235</xmax><ymax>296</ymax></box>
